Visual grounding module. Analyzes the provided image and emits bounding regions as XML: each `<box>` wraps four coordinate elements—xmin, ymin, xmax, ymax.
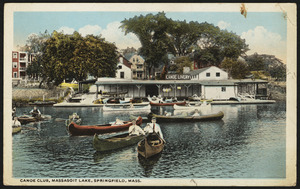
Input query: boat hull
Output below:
<box><xmin>137</xmin><ymin>133</ymin><xmax>165</xmax><ymax>159</ymax></box>
<box><xmin>93</xmin><ymin>133</ymin><xmax>144</xmax><ymax>152</ymax></box>
<box><xmin>67</xmin><ymin>116</ymin><xmax>142</xmax><ymax>136</ymax></box>
<box><xmin>12</xmin><ymin>126</ymin><xmax>22</xmax><ymax>134</ymax></box>
<box><xmin>148</xmin><ymin>111</ymin><xmax>224</xmax><ymax>122</ymax></box>
<box><xmin>150</xmin><ymin>101</ymin><xmax>186</xmax><ymax>106</ymax></box>
<box><xmin>103</xmin><ymin>105</ymin><xmax>151</xmax><ymax>111</ymax></box>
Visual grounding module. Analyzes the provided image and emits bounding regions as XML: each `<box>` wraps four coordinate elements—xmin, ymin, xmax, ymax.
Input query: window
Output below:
<box><xmin>137</xmin><ymin>73</ymin><xmax>142</xmax><ymax>78</ymax></box>
<box><xmin>133</xmin><ymin>58</ymin><xmax>135</xmax><ymax>62</ymax></box>
<box><xmin>13</xmin><ymin>62</ymin><xmax>17</xmax><ymax>68</ymax></box>
<box><xmin>13</xmin><ymin>72</ymin><xmax>17</xmax><ymax>78</ymax></box>
<box><xmin>206</xmin><ymin>72</ymin><xmax>210</xmax><ymax>77</ymax></box>
<box><xmin>13</xmin><ymin>53</ymin><xmax>17</xmax><ymax>59</ymax></box>
<box><xmin>221</xmin><ymin>87</ymin><xmax>226</xmax><ymax>92</ymax></box>
<box><xmin>216</xmin><ymin>72</ymin><xmax>220</xmax><ymax>77</ymax></box>
<box><xmin>120</xmin><ymin>72</ymin><xmax>124</xmax><ymax>79</ymax></box>
<box><xmin>118</xmin><ymin>65</ymin><xmax>122</xmax><ymax>69</ymax></box>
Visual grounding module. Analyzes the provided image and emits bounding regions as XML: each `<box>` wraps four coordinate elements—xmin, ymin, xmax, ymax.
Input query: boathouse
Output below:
<box><xmin>93</xmin><ymin>77</ymin><xmax>269</xmax><ymax>100</ymax></box>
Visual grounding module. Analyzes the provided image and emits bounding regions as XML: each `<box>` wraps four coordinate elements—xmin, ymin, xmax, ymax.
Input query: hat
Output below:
<box><xmin>152</xmin><ymin>117</ymin><xmax>156</xmax><ymax>120</ymax></box>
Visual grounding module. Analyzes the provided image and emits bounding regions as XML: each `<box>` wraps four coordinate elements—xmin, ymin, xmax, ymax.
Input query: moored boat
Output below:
<box><xmin>93</xmin><ymin>132</ymin><xmax>144</xmax><ymax>152</ymax></box>
<box><xmin>103</xmin><ymin>104</ymin><xmax>151</xmax><ymax>111</ymax></box>
<box><xmin>150</xmin><ymin>101</ymin><xmax>186</xmax><ymax>106</ymax></box>
<box><xmin>173</xmin><ymin>103</ymin><xmax>211</xmax><ymax>110</ymax></box>
<box><xmin>137</xmin><ymin>132</ymin><xmax>165</xmax><ymax>159</ymax></box>
<box><xmin>148</xmin><ymin>111</ymin><xmax>224</xmax><ymax>122</ymax></box>
<box><xmin>67</xmin><ymin>116</ymin><xmax>143</xmax><ymax>136</ymax></box>
<box><xmin>12</xmin><ymin>126</ymin><xmax>22</xmax><ymax>134</ymax></box>
<box><xmin>17</xmin><ymin>115</ymin><xmax>51</xmax><ymax>124</ymax></box>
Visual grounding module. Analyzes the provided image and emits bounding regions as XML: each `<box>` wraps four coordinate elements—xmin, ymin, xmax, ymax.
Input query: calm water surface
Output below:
<box><xmin>12</xmin><ymin>103</ymin><xmax>286</xmax><ymax>178</ymax></box>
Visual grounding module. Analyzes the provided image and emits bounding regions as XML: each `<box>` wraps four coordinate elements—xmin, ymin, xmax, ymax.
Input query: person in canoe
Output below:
<box><xmin>164</xmin><ymin>111</ymin><xmax>172</xmax><ymax>116</ymax></box>
<box><xmin>113</xmin><ymin>117</ymin><xmax>124</xmax><ymax>125</ymax></box>
<box><xmin>144</xmin><ymin>117</ymin><xmax>164</xmax><ymax>139</ymax></box>
<box><xmin>71</xmin><ymin>113</ymin><xmax>81</xmax><ymax>124</ymax></box>
<box><xmin>12</xmin><ymin>117</ymin><xmax>21</xmax><ymax>127</ymax></box>
<box><xmin>192</xmin><ymin>109</ymin><xmax>200</xmax><ymax>117</ymax></box>
<box><xmin>30</xmin><ymin>106</ymin><xmax>41</xmax><ymax>118</ymax></box>
<box><xmin>128</xmin><ymin>119</ymin><xmax>145</xmax><ymax>136</ymax></box>
<box><xmin>12</xmin><ymin>107</ymin><xmax>16</xmax><ymax>119</ymax></box>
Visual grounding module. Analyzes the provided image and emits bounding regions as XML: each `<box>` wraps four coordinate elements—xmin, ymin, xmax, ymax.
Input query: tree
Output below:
<box><xmin>269</xmin><ymin>64</ymin><xmax>286</xmax><ymax>81</ymax></box>
<box><xmin>220</xmin><ymin>57</ymin><xmax>249</xmax><ymax>79</ymax></box>
<box><xmin>121</xmin><ymin>12</ymin><xmax>174</xmax><ymax>78</ymax></box>
<box><xmin>244</xmin><ymin>53</ymin><xmax>265</xmax><ymax>71</ymax></box>
<box><xmin>169</xmin><ymin>56</ymin><xmax>193</xmax><ymax>74</ymax></box>
<box><xmin>40</xmin><ymin>31</ymin><xmax>118</xmax><ymax>86</ymax></box>
<box><xmin>21</xmin><ymin>30</ymin><xmax>50</xmax><ymax>53</ymax></box>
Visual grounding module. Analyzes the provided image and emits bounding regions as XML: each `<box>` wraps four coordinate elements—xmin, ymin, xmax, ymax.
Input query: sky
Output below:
<box><xmin>14</xmin><ymin>11</ymin><xmax>287</xmax><ymax>63</ymax></box>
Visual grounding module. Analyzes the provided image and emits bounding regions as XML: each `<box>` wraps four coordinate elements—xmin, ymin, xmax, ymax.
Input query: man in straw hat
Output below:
<box><xmin>144</xmin><ymin>117</ymin><xmax>164</xmax><ymax>139</ymax></box>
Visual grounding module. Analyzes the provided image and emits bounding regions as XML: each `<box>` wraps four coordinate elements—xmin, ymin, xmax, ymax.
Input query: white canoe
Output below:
<box><xmin>103</xmin><ymin>104</ymin><xmax>151</xmax><ymax>111</ymax></box>
<box><xmin>173</xmin><ymin>103</ymin><xmax>211</xmax><ymax>110</ymax></box>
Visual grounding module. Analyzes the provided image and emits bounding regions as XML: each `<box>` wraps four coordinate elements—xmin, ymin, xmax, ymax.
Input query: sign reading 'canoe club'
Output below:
<box><xmin>165</xmin><ymin>74</ymin><xmax>191</xmax><ymax>80</ymax></box>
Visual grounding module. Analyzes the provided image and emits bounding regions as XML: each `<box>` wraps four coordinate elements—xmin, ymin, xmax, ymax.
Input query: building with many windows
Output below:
<box><xmin>128</xmin><ymin>53</ymin><xmax>146</xmax><ymax>79</ymax></box>
<box><xmin>12</xmin><ymin>51</ymin><xmax>35</xmax><ymax>79</ymax></box>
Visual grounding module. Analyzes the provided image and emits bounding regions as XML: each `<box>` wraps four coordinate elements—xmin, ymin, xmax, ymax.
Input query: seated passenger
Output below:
<box><xmin>164</xmin><ymin>111</ymin><xmax>172</xmax><ymax>116</ymax></box>
<box><xmin>192</xmin><ymin>109</ymin><xmax>200</xmax><ymax>117</ymax></box>
<box><xmin>12</xmin><ymin>117</ymin><xmax>21</xmax><ymax>127</ymax></box>
<box><xmin>114</xmin><ymin>118</ymin><xmax>124</xmax><ymax>125</ymax></box>
<box><xmin>30</xmin><ymin>106</ymin><xmax>41</xmax><ymax>118</ymax></box>
<box><xmin>128</xmin><ymin>119</ymin><xmax>145</xmax><ymax>136</ymax></box>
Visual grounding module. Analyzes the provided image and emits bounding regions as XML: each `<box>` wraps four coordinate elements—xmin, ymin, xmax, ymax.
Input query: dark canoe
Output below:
<box><xmin>137</xmin><ymin>132</ymin><xmax>165</xmax><ymax>159</ymax></box>
<box><xmin>93</xmin><ymin>132</ymin><xmax>144</xmax><ymax>152</ymax></box>
<box><xmin>148</xmin><ymin>111</ymin><xmax>224</xmax><ymax>122</ymax></box>
<box><xmin>17</xmin><ymin>115</ymin><xmax>44</xmax><ymax>124</ymax></box>
<box><xmin>150</xmin><ymin>101</ymin><xmax>186</xmax><ymax>106</ymax></box>
<box><xmin>67</xmin><ymin>116</ymin><xmax>143</xmax><ymax>136</ymax></box>
<box><xmin>12</xmin><ymin>126</ymin><xmax>22</xmax><ymax>134</ymax></box>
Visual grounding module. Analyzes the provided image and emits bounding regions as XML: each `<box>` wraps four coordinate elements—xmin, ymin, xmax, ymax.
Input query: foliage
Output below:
<box><xmin>220</xmin><ymin>57</ymin><xmax>249</xmax><ymax>79</ymax></box>
<box><xmin>40</xmin><ymin>31</ymin><xmax>118</xmax><ymax>86</ymax></box>
<box><xmin>169</xmin><ymin>56</ymin><xmax>193</xmax><ymax>74</ymax></box>
<box><xmin>121</xmin><ymin>12</ymin><xmax>174</xmax><ymax>77</ymax></box>
<box><xmin>122</xmin><ymin>47</ymin><xmax>137</xmax><ymax>54</ymax></box>
<box><xmin>269</xmin><ymin>64</ymin><xmax>286</xmax><ymax>81</ymax></box>
<box><xmin>244</xmin><ymin>53</ymin><xmax>265</xmax><ymax>71</ymax></box>
<box><xmin>20</xmin><ymin>30</ymin><xmax>50</xmax><ymax>53</ymax></box>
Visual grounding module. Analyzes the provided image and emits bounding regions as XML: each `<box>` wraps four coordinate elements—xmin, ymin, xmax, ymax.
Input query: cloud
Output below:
<box><xmin>100</xmin><ymin>21</ymin><xmax>141</xmax><ymax>50</ymax></box>
<box><xmin>241</xmin><ymin>26</ymin><xmax>287</xmax><ymax>63</ymax></box>
<box><xmin>57</xmin><ymin>26</ymin><xmax>75</xmax><ymax>34</ymax></box>
<box><xmin>217</xmin><ymin>21</ymin><xmax>231</xmax><ymax>30</ymax></box>
<box><xmin>78</xmin><ymin>25</ymin><xmax>102</xmax><ymax>37</ymax></box>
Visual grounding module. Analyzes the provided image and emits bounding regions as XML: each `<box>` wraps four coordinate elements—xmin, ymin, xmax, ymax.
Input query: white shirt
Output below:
<box><xmin>128</xmin><ymin>125</ymin><xmax>145</xmax><ymax>136</ymax></box>
<box><xmin>12</xmin><ymin>120</ymin><xmax>21</xmax><ymax>127</ymax></box>
<box><xmin>144</xmin><ymin>123</ymin><xmax>164</xmax><ymax>139</ymax></box>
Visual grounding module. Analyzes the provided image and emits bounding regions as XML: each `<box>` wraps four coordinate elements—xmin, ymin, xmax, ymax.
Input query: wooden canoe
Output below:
<box><xmin>150</xmin><ymin>101</ymin><xmax>186</xmax><ymax>106</ymax></box>
<box><xmin>137</xmin><ymin>132</ymin><xmax>165</xmax><ymax>159</ymax></box>
<box><xmin>12</xmin><ymin>126</ymin><xmax>22</xmax><ymax>134</ymax></box>
<box><xmin>67</xmin><ymin>116</ymin><xmax>142</xmax><ymax>136</ymax></box>
<box><xmin>17</xmin><ymin>115</ymin><xmax>49</xmax><ymax>124</ymax></box>
<box><xmin>93</xmin><ymin>132</ymin><xmax>144</xmax><ymax>152</ymax></box>
<box><xmin>148</xmin><ymin>111</ymin><xmax>224</xmax><ymax>122</ymax></box>
<box><xmin>173</xmin><ymin>103</ymin><xmax>211</xmax><ymax>110</ymax></box>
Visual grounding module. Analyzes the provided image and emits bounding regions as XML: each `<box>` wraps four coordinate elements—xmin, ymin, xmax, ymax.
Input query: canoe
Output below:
<box><xmin>173</xmin><ymin>103</ymin><xmax>211</xmax><ymax>110</ymax></box>
<box><xmin>150</xmin><ymin>101</ymin><xmax>186</xmax><ymax>106</ymax></box>
<box><xmin>12</xmin><ymin>126</ymin><xmax>22</xmax><ymax>134</ymax></box>
<box><xmin>93</xmin><ymin>132</ymin><xmax>144</xmax><ymax>152</ymax></box>
<box><xmin>137</xmin><ymin>132</ymin><xmax>165</xmax><ymax>159</ymax></box>
<box><xmin>148</xmin><ymin>111</ymin><xmax>224</xmax><ymax>122</ymax></box>
<box><xmin>67</xmin><ymin>116</ymin><xmax>143</xmax><ymax>136</ymax></box>
<box><xmin>17</xmin><ymin>115</ymin><xmax>50</xmax><ymax>124</ymax></box>
<box><xmin>103</xmin><ymin>104</ymin><xmax>151</xmax><ymax>111</ymax></box>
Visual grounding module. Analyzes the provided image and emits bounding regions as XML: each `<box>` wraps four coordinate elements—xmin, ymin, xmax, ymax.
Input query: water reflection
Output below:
<box><xmin>138</xmin><ymin>153</ymin><xmax>162</xmax><ymax>177</ymax></box>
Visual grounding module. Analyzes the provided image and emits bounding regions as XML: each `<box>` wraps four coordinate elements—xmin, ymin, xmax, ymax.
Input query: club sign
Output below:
<box><xmin>165</xmin><ymin>74</ymin><xmax>191</xmax><ymax>80</ymax></box>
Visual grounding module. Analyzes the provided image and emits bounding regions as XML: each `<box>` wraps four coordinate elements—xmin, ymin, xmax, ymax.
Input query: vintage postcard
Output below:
<box><xmin>3</xmin><ymin>3</ymin><xmax>296</xmax><ymax>186</ymax></box>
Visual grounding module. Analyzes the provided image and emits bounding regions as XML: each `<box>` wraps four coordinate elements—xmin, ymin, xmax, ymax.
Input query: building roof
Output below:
<box><xmin>187</xmin><ymin>67</ymin><xmax>212</xmax><ymax>76</ymax></box>
<box><xmin>95</xmin><ymin>78</ymin><xmax>268</xmax><ymax>86</ymax></box>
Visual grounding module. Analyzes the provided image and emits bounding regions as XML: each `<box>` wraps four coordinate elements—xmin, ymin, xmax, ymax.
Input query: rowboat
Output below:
<box><xmin>150</xmin><ymin>101</ymin><xmax>186</xmax><ymax>106</ymax></box>
<box><xmin>17</xmin><ymin>115</ymin><xmax>51</xmax><ymax>124</ymax></box>
<box><xmin>173</xmin><ymin>103</ymin><xmax>212</xmax><ymax>110</ymax></box>
<box><xmin>137</xmin><ymin>132</ymin><xmax>165</xmax><ymax>159</ymax></box>
<box><xmin>148</xmin><ymin>111</ymin><xmax>224</xmax><ymax>122</ymax></box>
<box><xmin>103</xmin><ymin>104</ymin><xmax>151</xmax><ymax>111</ymax></box>
<box><xmin>93</xmin><ymin>132</ymin><xmax>144</xmax><ymax>152</ymax></box>
<box><xmin>67</xmin><ymin>116</ymin><xmax>142</xmax><ymax>136</ymax></box>
<box><xmin>12</xmin><ymin>126</ymin><xmax>22</xmax><ymax>134</ymax></box>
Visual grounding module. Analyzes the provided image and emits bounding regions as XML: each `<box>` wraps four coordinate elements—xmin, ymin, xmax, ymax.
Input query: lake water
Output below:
<box><xmin>12</xmin><ymin>102</ymin><xmax>286</xmax><ymax>178</ymax></box>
